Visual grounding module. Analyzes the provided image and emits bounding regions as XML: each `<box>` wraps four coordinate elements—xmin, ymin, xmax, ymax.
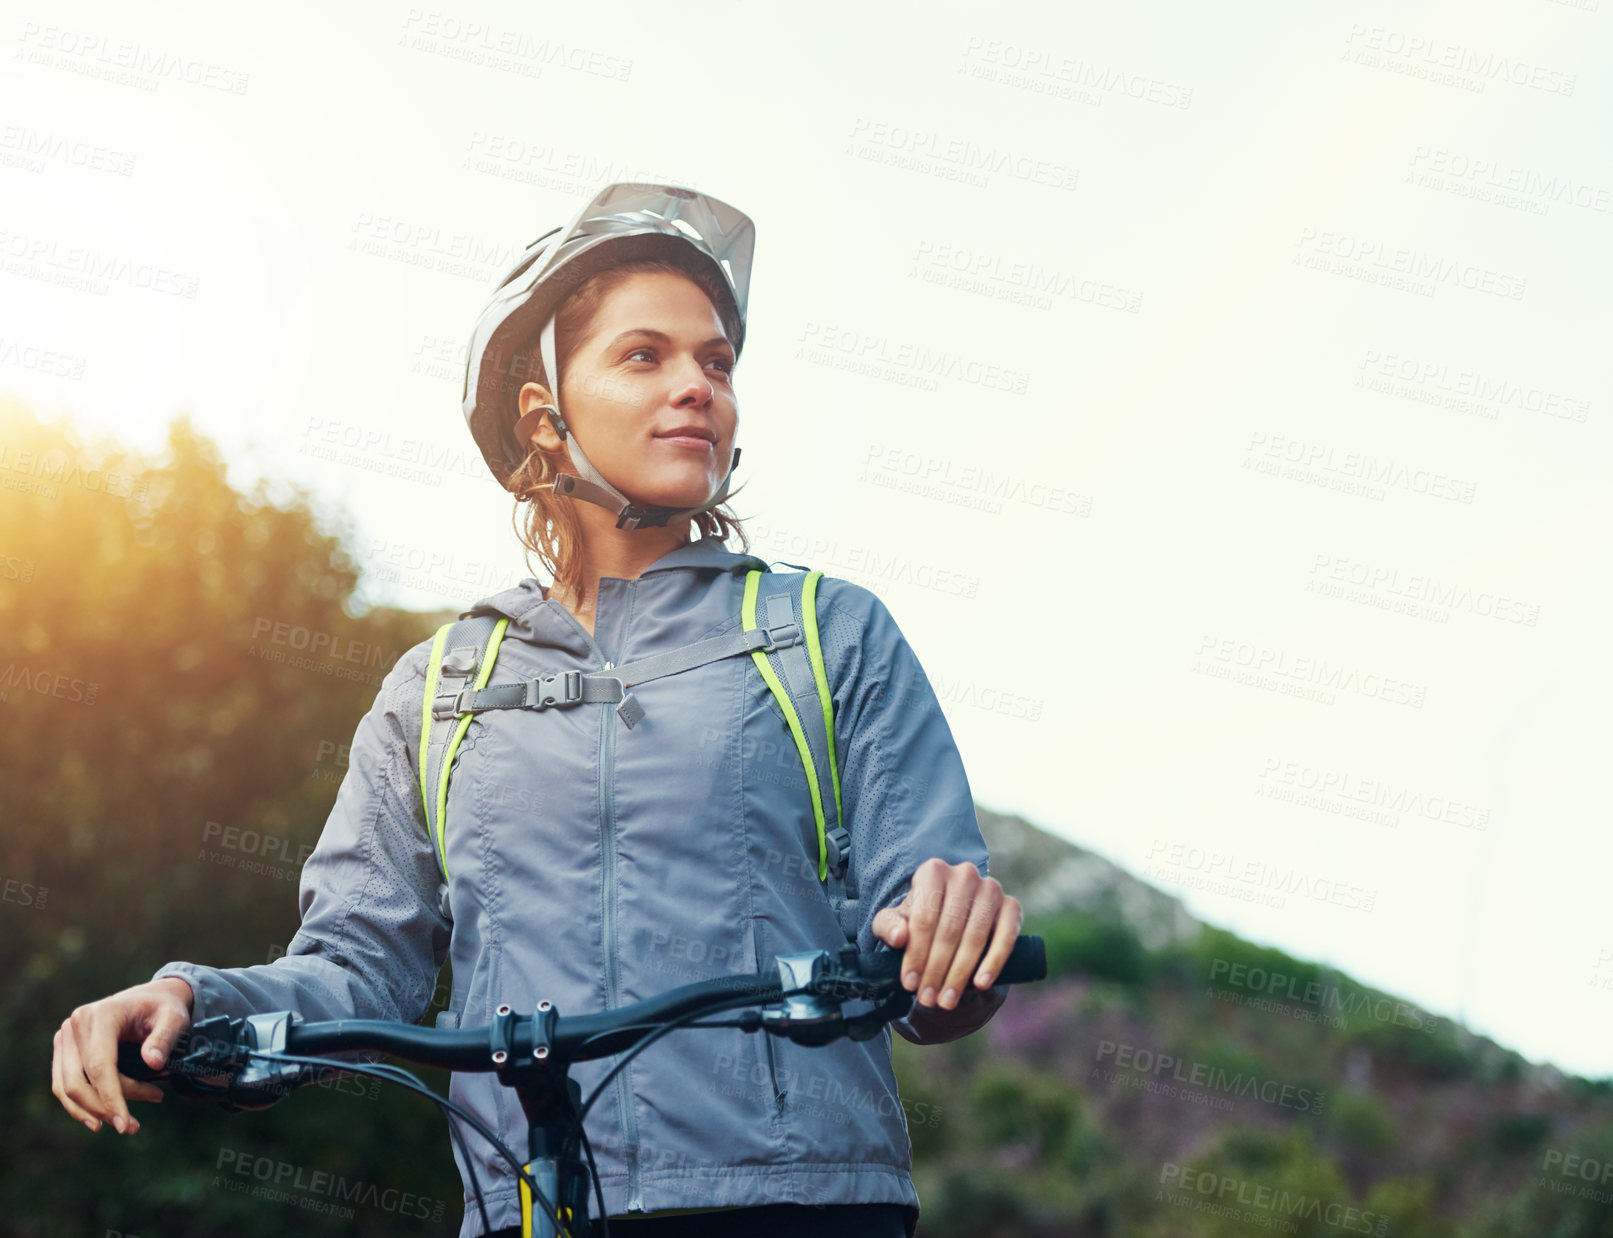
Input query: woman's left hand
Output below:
<box><xmin>870</xmin><ymin>858</ymin><xmax>1023</xmax><ymax>1010</ymax></box>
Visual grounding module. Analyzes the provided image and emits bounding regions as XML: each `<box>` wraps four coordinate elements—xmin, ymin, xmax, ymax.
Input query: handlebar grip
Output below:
<box><xmin>117</xmin><ymin>1042</ymin><xmax>167</xmax><ymax>1082</ymax></box>
<box><xmin>116</xmin><ymin>1022</ymin><xmax>235</xmax><ymax>1083</ymax></box>
<box><xmin>862</xmin><ymin>934</ymin><xmax>1045</xmax><ymax>986</ymax></box>
<box><xmin>995</xmin><ymin>935</ymin><xmax>1046</xmax><ymax>985</ymax></box>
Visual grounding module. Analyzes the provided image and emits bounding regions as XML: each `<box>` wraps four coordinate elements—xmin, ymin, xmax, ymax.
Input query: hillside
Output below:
<box><xmin>883</xmin><ymin>808</ymin><xmax>1613</xmax><ymax>1237</ymax></box>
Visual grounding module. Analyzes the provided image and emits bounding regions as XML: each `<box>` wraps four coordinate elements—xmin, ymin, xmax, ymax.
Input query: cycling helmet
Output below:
<box><xmin>461</xmin><ymin>181</ymin><xmax>756</xmax><ymax>530</ymax></box>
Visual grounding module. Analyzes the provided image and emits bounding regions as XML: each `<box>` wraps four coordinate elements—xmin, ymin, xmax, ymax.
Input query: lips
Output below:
<box><xmin>655</xmin><ymin>424</ymin><xmax>716</xmax><ymax>443</ymax></box>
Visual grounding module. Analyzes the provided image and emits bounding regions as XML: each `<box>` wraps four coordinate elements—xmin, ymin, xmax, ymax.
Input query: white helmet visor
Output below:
<box><xmin>495</xmin><ymin>182</ymin><xmax>755</xmax><ymax>328</ymax></box>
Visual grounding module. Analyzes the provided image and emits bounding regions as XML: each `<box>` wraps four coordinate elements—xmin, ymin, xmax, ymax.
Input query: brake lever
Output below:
<box><xmin>116</xmin><ymin>1012</ymin><xmax>308</xmax><ymax>1111</ymax></box>
<box><xmin>759</xmin><ymin>946</ymin><xmax>916</xmax><ymax>1046</ymax></box>
<box><xmin>837</xmin><ymin>945</ymin><xmax>911</xmax><ymax>1040</ymax></box>
<box><xmin>844</xmin><ymin>986</ymin><xmax>914</xmax><ymax>1041</ymax></box>
<box><xmin>760</xmin><ymin>952</ymin><xmax>842</xmax><ymax>1045</ymax></box>
<box><xmin>220</xmin><ymin>1011</ymin><xmax>310</xmax><ymax>1111</ymax></box>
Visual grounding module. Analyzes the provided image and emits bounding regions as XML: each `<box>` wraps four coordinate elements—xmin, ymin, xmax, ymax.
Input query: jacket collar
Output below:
<box><xmin>640</xmin><ymin>533</ymin><xmax>770</xmax><ymax>577</ymax></box>
<box><xmin>459</xmin><ymin>535</ymin><xmax>770</xmax><ymax>624</ymax></box>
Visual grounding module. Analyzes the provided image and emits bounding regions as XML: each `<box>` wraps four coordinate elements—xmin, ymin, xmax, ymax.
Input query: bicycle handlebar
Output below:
<box><xmin>120</xmin><ymin>936</ymin><xmax>1045</xmax><ymax>1093</ymax></box>
<box><xmin>115</xmin><ymin>936</ymin><xmax>1045</xmax><ymax>1238</ymax></box>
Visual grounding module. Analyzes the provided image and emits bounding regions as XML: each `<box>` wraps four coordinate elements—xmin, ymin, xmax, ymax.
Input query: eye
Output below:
<box><xmin>622</xmin><ymin>346</ymin><xmax>734</xmax><ymax>375</ymax></box>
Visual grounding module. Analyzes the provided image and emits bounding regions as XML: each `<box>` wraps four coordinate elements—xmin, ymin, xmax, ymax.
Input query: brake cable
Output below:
<box><xmin>249</xmin><ymin>1049</ymin><xmax>543</xmax><ymax>1238</ymax></box>
<box><xmin>235</xmin><ymin>984</ymin><xmax>814</xmax><ymax>1238</ymax></box>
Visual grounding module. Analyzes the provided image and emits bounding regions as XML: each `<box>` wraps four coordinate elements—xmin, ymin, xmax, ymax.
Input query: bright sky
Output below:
<box><xmin>3</xmin><ymin>0</ymin><xmax>1610</xmax><ymax>1077</ymax></box>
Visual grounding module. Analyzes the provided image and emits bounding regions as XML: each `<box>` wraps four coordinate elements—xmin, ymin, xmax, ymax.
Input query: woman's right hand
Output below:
<box><xmin>51</xmin><ymin>976</ymin><xmax>194</xmax><ymax>1135</ymax></box>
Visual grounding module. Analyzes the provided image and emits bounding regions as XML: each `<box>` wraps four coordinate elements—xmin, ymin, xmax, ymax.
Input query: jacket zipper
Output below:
<box><xmin>600</xmin><ymin>686</ymin><xmax>644</xmax><ymax>1212</ymax></box>
<box><xmin>543</xmin><ymin>601</ymin><xmax>643</xmax><ymax>1210</ymax></box>
<box><xmin>763</xmin><ymin>1018</ymin><xmax>786</xmax><ymax>1114</ymax></box>
<box><xmin>752</xmin><ymin>920</ymin><xmax>786</xmax><ymax>1117</ymax></box>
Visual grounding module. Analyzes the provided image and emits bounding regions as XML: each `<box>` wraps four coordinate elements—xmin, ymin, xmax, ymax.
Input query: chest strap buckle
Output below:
<box><xmin>525</xmin><ymin>670</ymin><xmax>584</xmax><ymax>710</ymax></box>
<box><xmin>760</xmin><ymin>622</ymin><xmax>801</xmax><ymax>651</ymax></box>
<box><xmin>825</xmin><ymin>825</ymin><xmax>852</xmax><ymax>881</ymax></box>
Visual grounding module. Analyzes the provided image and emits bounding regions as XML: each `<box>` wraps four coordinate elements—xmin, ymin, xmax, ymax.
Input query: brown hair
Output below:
<box><xmin>502</xmin><ymin>255</ymin><xmax>751</xmax><ymax>598</ymax></box>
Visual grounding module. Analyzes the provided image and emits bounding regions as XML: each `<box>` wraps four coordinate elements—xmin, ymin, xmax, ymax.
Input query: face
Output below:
<box><xmin>521</xmin><ymin>269</ymin><xmax>738</xmax><ymax>512</ymax></box>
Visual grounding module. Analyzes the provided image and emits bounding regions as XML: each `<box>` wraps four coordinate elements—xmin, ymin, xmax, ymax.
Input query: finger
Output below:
<box><xmin>58</xmin><ymin>1021</ymin><xmax>107</xmax><ymax>1130</ymax></box>
<box><xmin>71</xmin><ymin>1007</ymin><xmax>134</xmax><ymax>1133</ymax></box>
<box><xmin>53</xmin><ymin>1026</ymin><xmax>100</xmax><ymax>1130</ymax></box>
<box><xmin>143</xmin><ymin>1002</ymin><xmax>190</xmax><ymax>1071</ymax></box>
<box><xmin>871</xmin><ymin>906</ymin><xmax>908</xmax><ymax>949</ymax></box>
<box><xmin>120</xmin><ymin>1071</ymin><xmax>164</xmax><ymax>1107</ymax></box>
<box><xmin>899</xmin><ymin>860</ymin><xmax>950</xmax><ymax>993</ymax></box>
<box><xmin>916</xmin><ymin>866</ymin><xmax>981</xmax><ymax>1005</ymax></box>
<box><xmin>973</xmin><ymin>895</ymin><xmax>1024</xmax><ymax>989</ymax></box>
<box><xmin>936</xmin><ymin>880</ymin><xmax>1003</xmax><ymax>1009</ymax></box>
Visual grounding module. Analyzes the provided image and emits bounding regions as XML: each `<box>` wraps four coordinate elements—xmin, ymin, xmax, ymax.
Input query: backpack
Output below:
<box><xmin>415</xmin><ymin>567</ymin><xmax>859</xmax><ymax>943</ymax></box>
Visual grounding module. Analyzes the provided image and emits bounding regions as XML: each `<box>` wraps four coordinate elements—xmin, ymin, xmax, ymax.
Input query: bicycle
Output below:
<box><xmin>119</xmin><ymin>935</ymin><xmax>1048</xmax><ymax>1238</ymax></box>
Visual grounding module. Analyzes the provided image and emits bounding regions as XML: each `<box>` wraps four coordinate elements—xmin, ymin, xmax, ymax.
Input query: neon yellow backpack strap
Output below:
<box><xmin>743</xmin><ymin>569</ymin><xmax>841</xmax><ymax>882</ymax></box>
<box><xmin>418</xmin><ymin>623</ymin><xmax>453</xmax><ymax>826</ymax></box>
<box><xmin>799</xmin><ymin>570</ymin><xmax>843</xmax><ymax>839</ymax></box>
<box><xmin>418</xmin><ymin>616</ymin><xmax>509</xmax><ymax>883</ymax></box>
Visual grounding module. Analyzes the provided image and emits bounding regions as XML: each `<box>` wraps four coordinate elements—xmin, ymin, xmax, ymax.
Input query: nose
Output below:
<box><xmin>670</xmin><ymin>356</ymin><xmax>715</xmax><ymax>406</ymax></box>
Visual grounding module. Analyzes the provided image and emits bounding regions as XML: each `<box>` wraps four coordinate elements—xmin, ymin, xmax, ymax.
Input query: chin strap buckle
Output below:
<box><xmin>615</xmin><ymin>503</ymin><xmax>668</xmax><ymax>530</ymax></box>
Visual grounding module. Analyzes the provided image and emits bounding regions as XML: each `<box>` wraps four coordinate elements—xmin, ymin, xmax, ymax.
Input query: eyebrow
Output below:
<box><xmin>605</xmin><ymin>328</ymin><xmax>734</xmax><ymax>353</ymax></box>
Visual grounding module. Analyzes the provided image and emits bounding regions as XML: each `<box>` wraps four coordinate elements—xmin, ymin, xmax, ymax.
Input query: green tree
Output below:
<box><xmin>1</xmin><ymin>402</ymin><xmax>455</xmax><ymax>1236</ymax></box>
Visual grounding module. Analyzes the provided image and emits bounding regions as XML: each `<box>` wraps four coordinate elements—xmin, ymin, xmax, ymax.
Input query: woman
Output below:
<box><xmin>51</xmin><ymin>182</ymin><xmax>1023</xmax><ymax>1238</ymax></box>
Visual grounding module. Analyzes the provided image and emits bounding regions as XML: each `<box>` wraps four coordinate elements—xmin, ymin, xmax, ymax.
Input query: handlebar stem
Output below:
<box><xmin>493</xmin><ymin>999</ymin><xmax>594</xmax><ymax>1238</ymax></box>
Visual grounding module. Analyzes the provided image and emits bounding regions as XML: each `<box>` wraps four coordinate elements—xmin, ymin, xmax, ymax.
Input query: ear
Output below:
<box><xmin>516</xmin><ymin>382</ymin><xmax>561</xmax><ymax>451</ymax></box>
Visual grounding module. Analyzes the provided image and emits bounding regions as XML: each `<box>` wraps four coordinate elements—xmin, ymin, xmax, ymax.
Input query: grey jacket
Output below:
<box><xmin>153</xmin><ymin>536</ymin><xmax>1006</xmax><ymax>1237</ymax></box>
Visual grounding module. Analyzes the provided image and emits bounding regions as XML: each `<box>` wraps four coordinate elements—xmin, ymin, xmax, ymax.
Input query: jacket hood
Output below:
<box><xmin>458</xmin><ymin>534</ymin><xmax>772</xmax><ymax>624</ymax></box>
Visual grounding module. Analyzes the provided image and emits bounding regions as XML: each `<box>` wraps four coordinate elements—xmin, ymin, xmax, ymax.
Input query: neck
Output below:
<box><xmin>548</xmin><ymin>499</ymin><xmax>700</xmax><ymax>613</ymax></box>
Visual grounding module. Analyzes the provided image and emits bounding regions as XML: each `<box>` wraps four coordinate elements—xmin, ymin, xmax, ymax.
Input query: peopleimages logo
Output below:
<box><xmin>1538</xmin><ymin>1149</ymin><xmax>1613</xmax><ymax>1205</ymax></box>
<box><xmin>214</xmin><ymin>1148</ymin><xmax>446</xmax><ymax>1221</ymax></box>
<box><xmin>1193</xmin><ymin>633</ymin><xmax>1429</xmax><ymax>710</ymax></box>
<box><xmin>1207</xmin><ymin>958</ymin><xmax>1442</xmax><ymax>1034</ymax></box>
<box><xmin>1159</xmin><ymin>1163</ymin><xmax>1387</xmax><ymax>1234</ymax></box>
<box><xmin>1095</xmin><ymin>1040</ymin><xmax>1325</xmax><ymax>1114</ymax></box>
<box><xmin>959</xmin><ymin>36</ymin><xmax>1194</xmax><ymax>110</ymax></box>
<box><xmin>0</xmin><ymin>661</ymin><xmax>99</xmax><ymax>706</ymax></box>
<box><xmin>1355</xmin><ymin>347</ymin><xmax>1590</xmax><ymax>423</ymax></box>
<box><xmin>1144</xmin><ymin>838</ymin><xmax>1377</xmax><ymax>913</ymax></box>
<box><xmin>1258</xmin><ymin>754</ymin><xmax>1490</xmax><ymax>831</ymax></box>
<box><xmin>0</xmin><ymin>229</ymin><xmax>201</xmax><ymax>298</ymax></box>
<box><xmin>16</xmin><ymin>23</ymin><xmax>251</xmax><ymax>94</ymax></box>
